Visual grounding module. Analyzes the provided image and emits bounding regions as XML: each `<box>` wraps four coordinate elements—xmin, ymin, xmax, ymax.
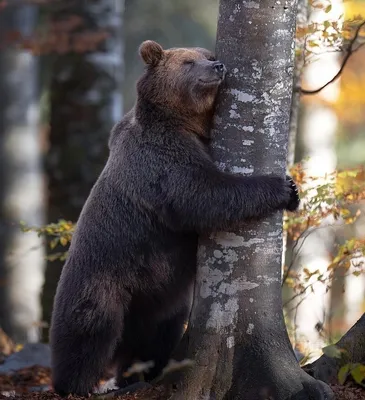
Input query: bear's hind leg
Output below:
<box><xmin>51</xmin><ymin>300</ymin><xmax>124</xmax><ymax>396</ymax></box>
<box><xmin>115</xmin><ymin>308</ymin><xmax>188</xmax><ymax>388</ymax></box>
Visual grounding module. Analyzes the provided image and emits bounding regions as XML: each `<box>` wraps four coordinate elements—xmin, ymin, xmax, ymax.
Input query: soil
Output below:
<box><xmin>0</xmin><ymin>367</ymin><xmax>170</xmax><ymax>400</ymax></box>
<box><xmin>0</xmin><ymin>366</ymin><xmax>364</xmax><ymax>399</ymax></box>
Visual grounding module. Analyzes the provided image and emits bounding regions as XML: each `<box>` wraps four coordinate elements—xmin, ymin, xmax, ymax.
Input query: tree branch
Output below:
<box><xmin>300</xmin><ymin>20</ymin><xmax>365</xmax><ymax>95</ymax></box>
<box><xmin>282</xmin><ymin>223</ymin><xmax>340</xmax><ymax>286</ymax></box>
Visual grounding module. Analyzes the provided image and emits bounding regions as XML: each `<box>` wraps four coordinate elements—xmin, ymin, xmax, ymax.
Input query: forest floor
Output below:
<box><xmin>0</xmin><ymin>366</ymin><xmax>364</xmax><ymax>400</ymax></box>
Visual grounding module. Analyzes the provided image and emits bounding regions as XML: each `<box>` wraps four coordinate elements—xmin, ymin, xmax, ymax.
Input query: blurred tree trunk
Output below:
<box><xmin>42</xmin><ymin>0</ymin><xmax>124</xmax><ymax>340</ymax></box>
<box><xmin>282</xmin><ymin>0</ymin><xmax>308</xmax><ymax>349</ymax></box>
<box><xmin>0</xmin><ymin>2</ymin><xmax>45</xmax><ymax>343</ymax></box>
<box><xmin>288</xmin><ymin>0</ymin><xmax>344</xmax><ymax>350</ymax></box>
<box><xmin>173</xmin><ymin>1</ymin><xmax>333</xmax><ymax>399</ymax></box>
<box><xmin>283</xmin><ymin>0</ymin><xmax>308</xmax><ymax>263</ymax></box>
<box><xmin>287</xmin><ymin>0</ymin><xmax>308</xmax><ymax>166</ymax></box>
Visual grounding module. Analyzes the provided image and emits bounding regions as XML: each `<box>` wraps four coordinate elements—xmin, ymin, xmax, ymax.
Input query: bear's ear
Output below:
<box><xmin>139</xmin><ymin>40</ymin><xmax>164</xmax><ymax>65</ymax></box>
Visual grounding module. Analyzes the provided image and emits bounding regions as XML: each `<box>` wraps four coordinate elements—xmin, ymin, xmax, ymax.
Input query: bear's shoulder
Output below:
<box><xmin>108</xmin><ymin>108</ymin><xmax>140</xmax><ymax>150</ymax></box>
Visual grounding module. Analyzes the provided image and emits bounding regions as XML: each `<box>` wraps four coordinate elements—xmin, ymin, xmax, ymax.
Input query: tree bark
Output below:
<box><xmin>0</xmin><ymin>2</ymin><xmax>45</xmax><ymax>343</ymax></box>
<box><xmin>42</xmin><ymin>0</ymin><xmax>124</xmax><ymax>340</ymax></box>
<box><xmin>282</xmin><ymin>0</ymin><xmax>308</xmax><ymax>335</ymax></box>
<box><xmin>288</xmin><ymin>0</ymin><xmax>343</xmax><ymax>349</ymax></box>
<box><xmin>287</xmin><ymin>0</ymin><xmax>308</xmax><ymax>167</ymax></box>
<box><xmin>304</xmin><ymin>313</ymin><xmax>365</xmax><ymax>384</ymax></box>
<box><xmin>173</xmin><ymin>1</ymin><xmax>334</xmax><ymax>399</ymax></box>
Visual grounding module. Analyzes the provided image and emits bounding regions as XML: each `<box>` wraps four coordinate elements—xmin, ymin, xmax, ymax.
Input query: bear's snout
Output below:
<box><xmin>213</xmin><ymin>61</ymin><xmax>227</xmax><ymax>79</ymax></box>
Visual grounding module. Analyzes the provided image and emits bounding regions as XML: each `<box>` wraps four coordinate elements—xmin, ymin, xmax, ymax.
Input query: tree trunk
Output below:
<box><xmin>173</xmin><ymin>1</ymin><xmax>334</xmax><ymax>399</ymax></box>
<box><xmin>42</xmin><ymin>0</ymin><xmax>124</xmax><ymax>340</ymax></box>
<box><xmin>0</xmin><ymin>2</ymin><xmax>45</xmax><ymax>343</ymax></box>
<box><xmin>290</xmin><ymin>0</ymin><xmax>344</xmax><ymax>349</ymax></box>
<box><xmin>282</xmin><ymin>0</ymin><xmax>308</xmax><ymax>340</ymax></box>
<box><xmin>304</xmin><ymin>313</ymin><xmax>365</xmax><ymax>384</ymax></box>
<box><xmin>287</xmin><ymin>0</ymin><xmax>308</xmax><ymax>167</ymax></box>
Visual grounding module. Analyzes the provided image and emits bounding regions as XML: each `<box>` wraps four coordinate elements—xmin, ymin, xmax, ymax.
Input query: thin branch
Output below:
<box><xmin>300</xmin><ymin>20</ymin><xmax>365</xmax><ymax>95</ymax></box>
<box><xmin>283</xmin><ymin>265</ymin><xmax>358</xmax><ymax>309</ymax></box>
<box><xmin>293</xmin><ymin>295</ymin><xmax>308</xmax><ymax>348</ymax></box>
<box><xmin>282</xmin><ymin>222</ymin><xmax>340</xmax><ymax>285</ymax></box>
<box><xmin>282</xmin><ymin>223</ymin><xmax>311</xmax><ymax>285</ymax></box>
<box><xmin>283</xmin><ymin>280</ymin><xmax>314</xmax><ymax>308</ymax></box>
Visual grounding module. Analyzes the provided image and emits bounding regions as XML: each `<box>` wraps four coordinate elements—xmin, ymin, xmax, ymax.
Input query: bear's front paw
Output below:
<box><xmin>285</xmin><ymin>175</ymin><xmax>300</xmax><ymax>212</ymax></box>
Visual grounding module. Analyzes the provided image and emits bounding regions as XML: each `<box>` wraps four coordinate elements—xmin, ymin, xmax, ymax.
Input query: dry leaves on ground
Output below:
<box><xmin>1</xmin><ymin>366</ymin><xmax>365</xmax><ymax>400</ymax></box>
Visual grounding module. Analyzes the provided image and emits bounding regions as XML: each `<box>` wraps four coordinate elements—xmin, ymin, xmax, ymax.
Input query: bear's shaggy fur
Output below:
<box><xmin>50</xmin><ymin>40</ymin><xmax>300</xmax><ymax>396</ymax></box>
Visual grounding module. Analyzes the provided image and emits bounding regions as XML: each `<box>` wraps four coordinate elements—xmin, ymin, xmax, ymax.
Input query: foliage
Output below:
<box><xmin>283</xmin><ymin>164</ymin><xmax>365</xmax><ymax>306</ymax></box>
<box><xmin>295</xmin><ymin>0</ymin><xmax>365</xmax><ymax>99</ymax></box>
<box><xmin>5</xmin><ymin>0</ymin><xmax>365</xmax><ymax>388</ymax></box>
<box><xmin>20</xmin><ymin>219</ymin><xmax>74</xmax><ymax>262</ymax></box>
<box><xmin>321</xmin><ymin>344</ymin><xmax>365</xmax><ymax>386</ymax></box>
<box><xmin>1</xmin><ymin>13</ymin><xmax>109</xmax><ymax>55</ymax></box>
<box><xmin>338</xmin><ymin>362</ymin><xmax>365</xmax><ymax>386</ymax></box>
<box><xmin>296</xmin><ymin>0</ymin><xmax>365</xmax><ymax>60</ymax></box>
<box><xmin>21</xmin><ymin>164</ymin><xmax>365</xmax><ymax>296</ymax></box>
<box><xmin>1</xmin><ymin>0</ymin><xmax>219</xmax><ymax>116</ymax></box>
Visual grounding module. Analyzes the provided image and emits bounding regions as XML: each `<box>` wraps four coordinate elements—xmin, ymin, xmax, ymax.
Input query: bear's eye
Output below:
<box><xmin>183</xmin><ymin>60</ymin><xmax>195</xmax><ymax>65</ymax></box>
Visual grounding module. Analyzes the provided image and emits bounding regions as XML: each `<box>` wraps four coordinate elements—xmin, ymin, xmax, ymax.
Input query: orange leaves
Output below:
<box><xmin>286</xmin><ymin>164</ymin><xmax>365</xmax><ymax>235</ymax></box>
<box><xmin>309</xmin><ymin>0</ymin><xmax>333</xmax><ymax>12</ymax></box>
<box><xmin>50</xmin><ymin>15</ymin><xmax>84</xmax><ymax>32</ymax></box>
<box><xmin>336</xmin><ymin>168</ymin><xmax>365</xmax><ymax>201</ymax></box>
<box><xmin>289</xmin><ymin>162</ymin><xmax>306</xmax><ymax>189</ymax></box>
<box><xmin>327</xmin><ymin>238</ymin><xmax>365</xmax><ymax>274</ymax></box>
<box><xmin>0</xmin><ymin>15</ymin><xmax>110</xmax><ymax>55</ymax></box>
<box><xmin>342</xmin><ymin>18</ymin><xmax>365</xmax><ymax>41</ymax></box>
<box><xmin>295</xmin><ymin>16</ymin><xmax>343</xmax><ymax>64</ymax></box>
<box><xmin>283</xmin><ymin>163</ymin><xmax>365</xmax><ymax>306</ymax></box>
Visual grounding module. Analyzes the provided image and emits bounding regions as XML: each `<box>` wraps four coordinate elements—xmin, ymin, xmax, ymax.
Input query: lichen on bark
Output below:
<box><xmin>173</xmin><ymin>0</ymin><xmax>334</xmax><ymax>399</ymax></box>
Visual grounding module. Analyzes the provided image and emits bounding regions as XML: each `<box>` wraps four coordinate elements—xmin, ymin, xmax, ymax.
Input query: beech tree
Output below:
<box><xmin>41</xmin><ymin>0</ymin><xmax>124</xmax><ymax>337</ymax></box>
<box><xmin>173</xmin><ymin>0</ymin><xmax>334</xmax><ymax>399</ymax></box>
<box><xmin>0</xmin><ymin>1</ymin><xmax>45</xmax><ymax>343</ymax></box>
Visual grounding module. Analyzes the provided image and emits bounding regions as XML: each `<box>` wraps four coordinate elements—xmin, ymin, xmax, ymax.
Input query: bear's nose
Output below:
<box><xmin>213</xmin><ymin>62</ymin><xmax>226</xmax><ymax>78</ymax></box>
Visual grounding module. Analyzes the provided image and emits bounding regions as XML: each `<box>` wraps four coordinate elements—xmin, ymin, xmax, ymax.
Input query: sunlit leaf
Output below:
<box><xmin>338</xmin><ymin>364</ymin><xmax>350</xmax><ymax>384</ymax></box>
<box><xmin>350</xmin><ymin>364</ymin><xmax>365</xmax><ymax>384</ymax></box>
<box><xmin>60</xmin><ymin>237</ymin><xmax>68</xmax><ymax>246</ymax></box>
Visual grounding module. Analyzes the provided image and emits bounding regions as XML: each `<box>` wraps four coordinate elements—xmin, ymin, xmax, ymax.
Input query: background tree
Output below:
<box><xmin>173</xmin><ymin>0</ymin><xmax>333</xmax><ymax>399</ymax></box>
<box><xmin>0</xmin><ymin>1</ymin><xmax>45</xmax><ymax>343</ymax></box>
<box><xmin>283</xmin><ymin>9</ymin><xmax>365</xmax><ymax>360</ymax></box>
<box><xmin>0</xmin><ymin>0</ymin><xmax>365</xmax><ymax>398</ymax></box>
<box><xmin>332</xmin><ymin>0</ymin><xmax>365</xmax><ymax>336</ymax></box>
<box><xmin>41</xmin><ymin>0</ymin><xmax>124</xmax><ymax>339</ymax></box>
<box><xmin>289</xmin><ymin>0</ymin><xmax>344</xmax><ymax>348</ymax></box>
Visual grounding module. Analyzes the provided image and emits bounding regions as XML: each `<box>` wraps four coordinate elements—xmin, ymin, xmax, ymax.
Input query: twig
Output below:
<box><xmin>300</xmin><ymin>20</ymin><xmax>365</xmax><ymax>95</ymax></box>
<box><xmin>293</xmin><ymin>295</ymin><xmax>308</xmax><ymax>348</ymax></box>
<box><xmin>282</xmin><ymin>222</ymin><xmax>340</xmax><ymax>285</ymax></box>
<box><xmin>283</xmin><ymin>264</ymin><xmax>359</xmax><ymax>309</ymax></box>
<box><xmin>283</xmin><ymin>281</ymin><xmax>314</xmax><ymax>308</ymax></box>
<box><xmin>282</xmin><ymin>221</ymin><xmax>311</xmax><ymax>285</ymax></box>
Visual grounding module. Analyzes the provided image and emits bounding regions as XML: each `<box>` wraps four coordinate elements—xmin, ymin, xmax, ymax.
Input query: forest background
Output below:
<box><xmin>1</xmin><ymin>0</ymin><xmax>365</xmax><ymax>396</ymax></box>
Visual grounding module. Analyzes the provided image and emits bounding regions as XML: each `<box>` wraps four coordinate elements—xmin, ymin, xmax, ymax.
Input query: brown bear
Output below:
<box><xmin>50</xmin><ymin>40</ymin><xmax>300</xmax><ymax>396</ymax></box>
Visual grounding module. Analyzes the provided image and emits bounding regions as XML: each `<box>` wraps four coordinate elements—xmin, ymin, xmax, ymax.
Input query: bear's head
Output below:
<box><xmin>136</xmin><ymin>40</ymin><xmax>226</xmax><ymax>121</ymax></box>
